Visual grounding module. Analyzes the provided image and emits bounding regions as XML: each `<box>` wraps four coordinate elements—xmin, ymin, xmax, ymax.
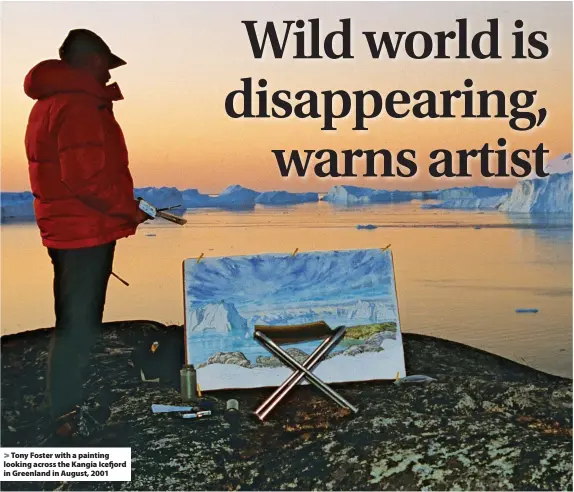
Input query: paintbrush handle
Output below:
<box><xmin>111</xmin><ymin>272</ymin><xmax>129</xmax><ymax>286</ymax></box>
<box><xmin>156</xmin><ymin>210</ymin><xmax>187</xmax><ymax>225</ymax></box>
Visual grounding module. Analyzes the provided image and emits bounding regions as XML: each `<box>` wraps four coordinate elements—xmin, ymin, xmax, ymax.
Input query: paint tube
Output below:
<box><xmin>181</xmin><ymin>411</ymin><xmax>212</xmax><ymax>419</ymax></box>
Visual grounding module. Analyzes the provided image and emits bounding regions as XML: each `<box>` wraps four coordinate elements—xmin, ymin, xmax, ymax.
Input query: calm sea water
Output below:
<box><xmin>2</xmin><ymin>201</ymin><xmax>572</xmax><ymax>378</ymax></box>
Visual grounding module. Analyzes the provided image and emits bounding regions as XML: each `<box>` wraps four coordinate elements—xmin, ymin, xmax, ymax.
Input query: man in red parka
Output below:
<box><xmin>24</xmin><ymin>29</ymin><xmax>149</xmax><ymax>442</ymax></box>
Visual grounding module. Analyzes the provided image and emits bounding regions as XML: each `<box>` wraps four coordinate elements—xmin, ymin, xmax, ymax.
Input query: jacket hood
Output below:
<box><xmin>24</xmin><ymin>59</ymin><xmax>123</xmax><ymax>101</ymax></box>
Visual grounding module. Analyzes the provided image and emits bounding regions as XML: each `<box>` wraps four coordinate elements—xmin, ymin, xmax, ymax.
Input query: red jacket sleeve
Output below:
<box><xmin>56</xmin><ymin>98</ymin><xmax>139</xmax><ymax>222</ymax></box>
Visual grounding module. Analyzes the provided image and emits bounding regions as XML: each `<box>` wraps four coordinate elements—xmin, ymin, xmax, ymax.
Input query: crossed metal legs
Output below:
<box><xmin>254</xmin><ymin>326</ymin><xmax>359</xmax><ymax>420</ymax></box>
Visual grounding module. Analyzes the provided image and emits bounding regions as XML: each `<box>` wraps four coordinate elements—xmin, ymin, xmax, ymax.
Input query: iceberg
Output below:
<box><xmin>134</xmin><ymin>187</ymin><xmax>184</xmax><ymax>210</ymax></box>
<box><xmin>210</xmin><ymin>185</ymin><xmax>259</xmax><ymax>209</ymax></box>
<box><xmin>137</xmin><ymin>185</ymin><xmax>260</xmax><ymax>210</ymax></box>
<box><xmin>420</xmin><ymin>186</ymin><xmax>512</xmax><ymax>210</ymax></box>
<box><xmin>189</xmin><ymin>301</ymin><xmax>249</xmax><ymax>336</ymax></box>
<box><xmin>434</xmin><ymin>186</ymin><xmax>512</xmax><ymax>200</ymax></box>
<box><xmin>1</xmin><ymin>192</ymin><xmax>35</xmax><ymax>221</ymax></box>
<box><xmin>255</xmin><ymin>191</ymin><xmax>318</xmax><ymax>205</ymax></box>
<box><xmin>323</xmin><ymin>185</ymin><xmax>416</xmax><ymax>205</ymax></box>
<box><xmin>181</xmin><ymin>189</ymin><xmax>214</xmax><ymax>208</ymax></box>
<box><xmin>346</xmin><ymin>300</ymin><xmax>397</xmax><ymax>323</ymax></box>
<box><xmin>421</xmin><ymin>195</ymin><xmax>509</xmax><ymax>211</ymax></box>
<box><xmin>498</xmin><ymin>171</ymin><xmax>573</xmax><ymax>214</ymax></box>
<box><xmin>323</xmin><ymin>184</ymin><xmax>511</xmax><ymax>206</ymax></box>
<box><xmin>1</xmin><ymin>191</ymin><xmax>34</xmax><ymax>202</ymax></box>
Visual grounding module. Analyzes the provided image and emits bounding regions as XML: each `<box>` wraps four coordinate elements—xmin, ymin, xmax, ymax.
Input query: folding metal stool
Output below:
<box><xmin>253</xmin><ymin>321</ymin><xmax>359</xmax><ymax>420</ymax></box>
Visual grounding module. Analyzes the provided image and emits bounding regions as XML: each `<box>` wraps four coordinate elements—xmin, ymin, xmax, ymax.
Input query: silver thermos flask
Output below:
<box><xmin>180</xmin><ymin>364</ymin><xmax>198</xmax><ymax>402</ymax></box>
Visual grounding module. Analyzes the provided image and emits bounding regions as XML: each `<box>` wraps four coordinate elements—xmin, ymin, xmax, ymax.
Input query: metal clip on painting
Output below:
<box><xmin>291</xmin><ymin>248</ymin><xmax>299</xmax><ymax>257</ymax></box>
<box><xmin>381</xmin><ymin>244</ymin><xmax>391</xmax><ymax>252</ymax></box>
<box><xmin>197</xmin><ymin>253</ymin><xmax>205</xmax><ymax>263</ymax></box>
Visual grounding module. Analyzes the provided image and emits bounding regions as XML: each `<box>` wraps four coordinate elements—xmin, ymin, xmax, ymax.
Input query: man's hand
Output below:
<box><xmin>134</xmin><ymin>207</ymin><xmax>152</xmax><ymax>225</ymax></box>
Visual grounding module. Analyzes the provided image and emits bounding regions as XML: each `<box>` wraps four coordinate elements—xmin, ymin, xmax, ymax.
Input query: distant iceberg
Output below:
<box><xmin>323</xmin><ymin>184</ymin><xmax>511</xmax><ymax>206</ymax></box>
<box><xmin>1</xmin><ymin>191</ymin><xmax>34</xmax><ymax>202</ymax></box>
<box><xmin>498</xmin><ymin>171</ymin><xmax>573</xmax><ymax>214</ymax></box>
<box><xmin>181</xmin><ymin>189</ymin><xmax>213</xmax><ymax>208</ymax></box>
<box><xmin>422</xmin><ymin>154</ymin><xmax>573</xmax><ymax>212</ymax></box>
<box><xmin>3</xmin><ymin>160</ymin><xmax>571</xmax><ymax>220</ymax></box>
<box><xmin>495</xmin><ymin>153</ymin><xmax>572</xmax><ymax>214</ymax></box>
<box><xmin>1</xmin><ymin>192</ymin><xmax>35</xmax><ymax>222</ymax></box>
<box><xmin>210</xmin><ymin>185</ymin><xmax>259</xmax><ymax>209</ymax></box>
<box><xmin>433</xmin><ymin>186</ymin><xmax>512</xmax><ymax>200</ymax></box>
<box><xmin>255</xmin><ymin>191</ymin><xmax>318</xmax><ymax>205</ymax></box>
<box><xmin>421</xmin><ymin>195</ymin><xmax>509</xmax><ymax>211</ymax></box>
<box><xmin>134</xmin><ymin>187</ymin><xmax>184</xmax><ymax>210</ymax></box>
<box><xmin>323</xmin><ymin>185</ymin><xmax>417</xmax><ymax>205</ymax></box>
<box><xmin>182</xmin><ymin>186</ymin><xmax>260</xmax><ymax>210</ymax></box>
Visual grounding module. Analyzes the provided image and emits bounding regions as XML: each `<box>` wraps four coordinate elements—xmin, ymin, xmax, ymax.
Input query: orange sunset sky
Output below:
<box><xmin>1</xmin><ymin>1</ymin><xmax>572</xmax><ymax>194</ymax></box>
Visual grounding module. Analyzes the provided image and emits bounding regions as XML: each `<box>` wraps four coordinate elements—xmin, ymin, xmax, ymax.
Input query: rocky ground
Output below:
<box><xmin>1</xmin><ymin>321</ymin><xmax>572</xmax><ymax>491</ymax></box>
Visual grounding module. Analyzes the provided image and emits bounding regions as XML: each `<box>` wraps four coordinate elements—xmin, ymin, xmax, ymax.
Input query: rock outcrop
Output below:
<box><xmin>1</xmin><ymin>321</ymin><xmax>571</xmax><ymax>491</ymax></box>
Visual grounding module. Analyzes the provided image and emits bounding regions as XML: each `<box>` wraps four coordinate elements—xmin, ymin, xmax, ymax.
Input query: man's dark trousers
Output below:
<box><xmin>46</xmin><ymin>241</ymin><xmax>116</xmax><ymax>420</ymax></box>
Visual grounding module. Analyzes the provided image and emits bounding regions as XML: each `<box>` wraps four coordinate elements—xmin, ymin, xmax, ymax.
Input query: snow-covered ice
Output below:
<box><xmin>211</xmin><ymin>185</ymin><xmax>259</xmax><ymax>209</ymax></box>
<box><xmin>255</xmin><ymin>191</ymin><xmax>318</xmax><ymax>205</ymax></box>
<box><xmin>1</xmin><ymin>192</ymin><xmax>35</xmax><ymax>221</ymax></box>
<box><xmin>498</xmin><ymin>172</ymin><xmax>572</xmax><ymax>214</ymax></box>
<box><xmin>323</xmin><ymin>185</ymin><xmax>416</xmax><ymax>205</ymax></box>
<box><xmin>421</xmin><ymin>195</ymin><xmax>509</xmax><ymax>211</ymax></box>
<box><xmin>434</xmin><ymin>186</ymin><xmax>511</xmax><ymax>200</ymax></box>
<box><xmin>134</xmin><ymin>187</ymin><xmax>184</xmax><ymax>210</ymax></box>
<box><xmin>181</xmin><ymin>189</ymin><xmax>213</xmax><ymax>208</ymax></box>
<box><xmin>324</xmin><ymin>184</ymin><xmax>511</xmax><ymax>207</ymax></box>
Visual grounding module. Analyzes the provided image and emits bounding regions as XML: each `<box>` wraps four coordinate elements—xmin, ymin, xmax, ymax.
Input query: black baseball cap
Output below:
<box><xmin>59</xmin><ymin>29</ymin><xmax>126</xmax><ymax>69</ymax></box>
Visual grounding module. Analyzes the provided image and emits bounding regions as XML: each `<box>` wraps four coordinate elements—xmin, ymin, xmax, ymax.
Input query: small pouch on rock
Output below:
<box><xmin>129</xmin><ymin>331</ymin><xmax>185</xmax><ymax>388</ymax></box>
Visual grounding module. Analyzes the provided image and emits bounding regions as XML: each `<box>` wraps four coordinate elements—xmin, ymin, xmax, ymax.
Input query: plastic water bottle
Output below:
<box><xmin>180</xmin><ymin>364</ymin><xmax>198</xmax><ymax>402</ymax></box>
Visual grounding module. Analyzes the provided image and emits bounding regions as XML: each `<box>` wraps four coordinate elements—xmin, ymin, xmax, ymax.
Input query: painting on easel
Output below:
<box><xmin>183</xmin><ymin>248</ymin><xmax>406</xmax><ymax>391</ymax></box>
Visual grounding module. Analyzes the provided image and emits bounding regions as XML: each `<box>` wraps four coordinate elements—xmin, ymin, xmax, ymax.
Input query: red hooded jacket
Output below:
<box><xmin>24</xmin><ymin>59</ymin><xmax>139</xmax><ymax>249</ymax></box>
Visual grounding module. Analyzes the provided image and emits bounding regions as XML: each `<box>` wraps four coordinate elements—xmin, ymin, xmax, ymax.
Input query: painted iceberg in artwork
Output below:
<box><xmin>188</xmin><ymin>301</ymin><xmax>250</xmax><ymax>336</ymax></box>
<box><xmin>184</xmin><ymin>248</ymin><xmax>406</xmax><ymax>391</ymax></box>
